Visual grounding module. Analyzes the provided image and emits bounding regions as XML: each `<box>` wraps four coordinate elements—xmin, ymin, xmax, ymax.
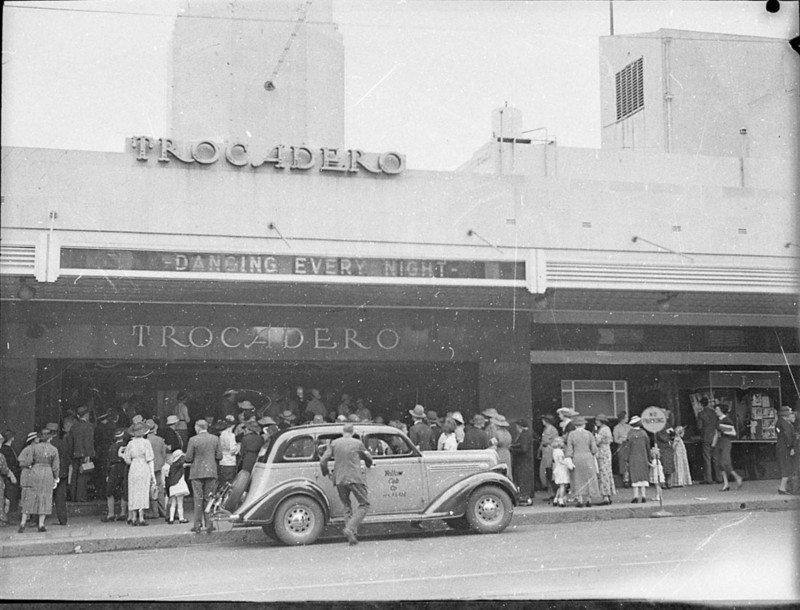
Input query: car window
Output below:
<box><xmin>314</xmin><ymin>432</ymin><xmax>360</xmax><ymax>460</ymax></box>
<box><xmin>278</xmin><ymin>435</ymin><xmax>315</xmax><ymax>462</ymax></box>
<box><xmin>363</xmin><ymin>432</ymin><xmax>415</xmax><ymax>458</ymax></box>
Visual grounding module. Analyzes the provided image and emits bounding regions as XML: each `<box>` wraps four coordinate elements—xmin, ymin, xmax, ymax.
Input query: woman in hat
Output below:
<box><xmin>17</xmin><ymin>428</ymin><xmax>60</xmax><ymax>533</ymax></box>
<box><xmin>671</xmin><ymin>426</ymin><xmax>693</xmax><ymax>487</ymax></box>
<box><xmin>239</xmin><ymin>421</ymin><xmax>264</xmax><ymax>473</ymax></box>
<box><xmin>486</xmin><ymin>414</ymin><xmax>513</xmax><ymax>481</ymax></box>
<box><xmin>565</xmin><ymin>416</ymin><xmax>599</xmax><ymax>507</ymax></box>
<box><xmin>625</xmin><ymin>416</ymin><xmax>651</xmax><ymax>503</ymax></box>
<box><xmin>556</xmin><ymin>408</ymin><xmax>578</xmax><ymax>440</ymax></box>
<box><xmin>594</xmin><ymin>414</ymin><xmax>616</xmax><ymax>505</ymax></box>
<box><xmin>123</xmin><ymin>421</ymin><xmax>155</xmax><ymax>526</ymax></box>
<box><xmin>538</xmin><ymin>415</ymin><xmax>559</xmax><ymax>499</ymax></box>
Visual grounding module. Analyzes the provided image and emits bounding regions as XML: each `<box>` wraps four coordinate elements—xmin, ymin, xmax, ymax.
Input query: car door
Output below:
<box><xmin>362</xmin><ymin>430</ymin><xmax>427</xmax><ymax>514</ymax></box>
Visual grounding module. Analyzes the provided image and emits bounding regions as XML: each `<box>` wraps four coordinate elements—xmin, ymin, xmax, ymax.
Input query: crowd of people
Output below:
<box><xmin>2</xmin><ymin>387</ymin><xmax>797</xmax><ymax>530</ymax></box>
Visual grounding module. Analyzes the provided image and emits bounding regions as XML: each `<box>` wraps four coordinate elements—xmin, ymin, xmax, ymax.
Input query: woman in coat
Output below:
<box><xmin>565</xmin><ymin>416</ymin><xmax>599</xmax><ymax>507</ymax></box>
<box><xmin>17</xmin><ymin>428</ymin><xmax>60</xmax><ymax>533</ymax></box>
<box><xmin>487</xmin><ymin>414</ymin><xmax>513</xmax><ymax>481</ymax></box>
<box><xmin>123</xmin><ymin>421</ymin><xmax>155</xmax><ymax>526</ymax></box>
<box><xmin>626</xmin><ymin>416</ymin><xmax>651</xmax><ymax>503</ymax></box>
<box><xmin>511</xmin><ymin>419</ymin><xmax>535</xmax><ymax>505</ymax></box>
<box><xmin>594</xmin><ymin>414</ymin><xmax>616</xmax><ymax>505</ymax></box>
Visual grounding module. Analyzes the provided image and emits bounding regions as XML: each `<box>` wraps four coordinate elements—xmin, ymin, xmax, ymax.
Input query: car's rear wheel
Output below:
<box><xmin>273</xmin><ymin>496</ymin><xmax>325</xmax><ymax>545</ymax></box>
<box><xmin>223</xmin><ymin>470</ymin><xmax>251</xmax><ymax>512</ymax></box>
<box><xmin>464</xmin><ymin>486</ymin><xmax>513</xmax><ymax>534</ymax></box>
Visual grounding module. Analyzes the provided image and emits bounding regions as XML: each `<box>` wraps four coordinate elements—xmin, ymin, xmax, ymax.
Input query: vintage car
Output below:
<box><xmin>209</xmin><ymin>422</ymin><xmax>517</xmax><ymax>545</ymax></box>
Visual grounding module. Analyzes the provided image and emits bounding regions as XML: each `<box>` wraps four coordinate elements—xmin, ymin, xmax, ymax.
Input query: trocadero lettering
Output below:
<box><xmin>130</xmin><ymin>137</ymin><xmax>405</xmax><ymax>176</ymax></box>
<box><xmin>131</xmin><ymin>325</ymin><xmax>400</xmax><ymax>352</ymax></box>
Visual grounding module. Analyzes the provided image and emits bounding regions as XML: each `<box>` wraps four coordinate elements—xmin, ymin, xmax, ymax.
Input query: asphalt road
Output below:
<box><xmin>2</xmin><ymin>511</ymin><xmax>798</xmax><ymax>602</ymax></box>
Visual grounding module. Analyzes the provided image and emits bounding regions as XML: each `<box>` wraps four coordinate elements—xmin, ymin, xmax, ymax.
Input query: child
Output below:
<box><xmin>671</xmin><ymin>426</ymin><xmax>693</xmax><ymax>487</ymax></box>
<box><xmin>649</xmin><ymin>446</ymin><xmax>665</xmax><ymax>500</ymax></box>
<box><xmin>166</xmin><ymin>449</ymin><xmax>189</xmax><ymax>524</ymax></box>
<box><xmin>551</xmin><ymin>436</ymin><xmax>572</xmax><ymax>507</ymax></box>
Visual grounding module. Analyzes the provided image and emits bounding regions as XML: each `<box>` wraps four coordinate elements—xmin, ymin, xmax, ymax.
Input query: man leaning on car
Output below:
<box><xmin>319</xmin><ymin>423</ymin><xmax>373</xmax><ymax>545</ymax></box>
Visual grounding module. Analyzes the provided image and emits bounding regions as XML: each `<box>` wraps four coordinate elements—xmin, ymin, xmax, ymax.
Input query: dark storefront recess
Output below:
<box><xmin>37</xmin><ymin>359</ymin><xmax>478</xmax><ymax>426</ymax></box>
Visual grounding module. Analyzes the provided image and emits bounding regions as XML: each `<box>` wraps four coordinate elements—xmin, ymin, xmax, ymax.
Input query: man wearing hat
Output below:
<box><xmin>218</xmin><ymin>415</ymin><xmax>239</xmax><ymax>486</ymax></box>
<box><xmin>163</xmin><ymin>415</ymin><xmax>183</xmax><ymax>453</ymax></box>
<box><xmin>258</xmin><ymin>416</ymin><xmax>279</xmax><ymax>443</ymax></box>
<box><xmin>183</xmin><ymin>419</ymin><xmax>222</xmax><ymax>533</ymax></box>
<box><xmin>68</xmin><ymin>405</ymin><xmax>95</xmax><ymax>503</ymax></box>
<box><xmin>320</xmin><ymin>422</ymin><xmax>374</xmax><ymax>545</ymax></box>
<box><xmin>461</xmin><ymin>414</ymin><xmax>491</xmax><ymax>450</ymax></box>
<box><xmin>146</xmin><ymin>420</ymin><xmax>168</xmax><ymax>520</ymax></box>
<box><xmin>511</xmin><ymin>419</ymin><xmax>535</xmax><ymax>505</ymax></box>
<box><xmin>102</xmin><ymin>428</ymin><xmax>128</xmax><ymax>522</ymax></box>
<box><xmin>47</xmin><ymin>422</ymin><xmax>70</xmax><ymax>525</ymax></box>
<box><xmin>408</xmin><ymin>405</ymin><xmax>434</xmax><ymax>451</ymax></box>
<box><xmin>278</xmin><ymin>409</ymin><xmax>297</xmax><ymax>431</ymax></box>
<box><xmin>239</xmin><ymin>421</ymin><xmax>263</xmax><ymax>473</ymax></box>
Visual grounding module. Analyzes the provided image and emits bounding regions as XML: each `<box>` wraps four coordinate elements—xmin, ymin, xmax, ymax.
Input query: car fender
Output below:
<box><xmin>423</xmin><ymin>471</ymin><xmax>518</xmax><ymax>517</ymax></box>
<box><xmin>237</xmin><ymin>478</ymin><xmax>331</xmax><ymax>525</ymax></box>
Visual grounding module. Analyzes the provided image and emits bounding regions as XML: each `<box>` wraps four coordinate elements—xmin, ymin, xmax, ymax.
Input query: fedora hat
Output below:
<box><xmin>45</xmin><ymin>422</ymin><xmax>60</xmax><ymax>433</ymax></box>
<box><xmin>481</xmin><ymin>408</ymin><xmax>499</xmax><ymax>419</ymax></box>
<box><xmin>165</xmin><ymin>414</ymin><xmax>179</xmax><ymax>425</ymax></box>
<box><xmin>258</xmin><ymin>416</ymin><xmax>277</xmax><ymax>426</ymax></box>
<box><xmin>426</xmin><ymin>410</ymin><xmax>440</xmax><ymax>424</ymax></box>
<box><xmin>492</xmin><ymin>414</ymin><xmax>510</xmax><ymax>427</ymax></box>
<box><xmin>471</xmin><ymin>414</ymin><xmax>486</xmax><ymax>426</ymax></box>
<box><xmin>77</xmin><ymin>405</ymin><xmax>90</xmax><ymax>417</ymax></box>
<box><xmin>595</xmin><ymin>413</ymin><xmax>609</xmax><ymax>423</ymax></box>
<box><xmin>279</xmin><ymin>409</ymin><xmax>296</xmax><ymax>421</ymax></box>
<box><xmin>238</xmin><ymin>400</ymin><xmax>255</xmax><ymax>411</ymax></box>
<box><xmin>409</xmin><ymin>405</ymin><xmax>426</xmax><ymax>419</ymax></box>
<box><xmin>128</xmin><ymin>422</ymin><xmax>149</xmax><ymax>437</ymax></box>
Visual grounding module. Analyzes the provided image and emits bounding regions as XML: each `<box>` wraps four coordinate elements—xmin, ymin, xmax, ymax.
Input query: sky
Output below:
<box><xmin>2</xmin><ymin>0</ymin><xmax>798</xmax><ymax>170</ymax></box>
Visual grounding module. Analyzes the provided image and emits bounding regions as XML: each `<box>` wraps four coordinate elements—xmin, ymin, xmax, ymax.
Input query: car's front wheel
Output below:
<box><xmin>464</xmin><ymin>486</ymin><xmax>513</xmax><ymax>534</ymax></box>
<box><xmin>273</xmin><ymin>496</ymin><xmax>325</xmax><ymax>545</ymax></box>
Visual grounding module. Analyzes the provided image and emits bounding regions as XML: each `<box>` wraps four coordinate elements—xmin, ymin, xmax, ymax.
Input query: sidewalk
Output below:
<box><xmin>1</xmin><ymin>479</ymin><xmax>797</xmax><ymax>558</ymax></box>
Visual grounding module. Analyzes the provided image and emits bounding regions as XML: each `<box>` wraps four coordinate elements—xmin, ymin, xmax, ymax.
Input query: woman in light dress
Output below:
<box><xmin>671</xmin><ymin>426</ymin><xmax>693</xmax><ymax>487</ymax></box>
<box><xmin>17</xmin><ymin>429</ymin><xmax>59</xmax><ymax>533</ymax></box>
<box><xmin>123</xmin><ymin>421</ymin><xmax>155</xmax><ymax>526</ymax></box>
<box><xmin>551</xmin><ymin>437</ymin><xmax>571</xmax><ymax>507</ymax></box>
<box><xmin>594</xmin><ymin>414</ymin><xmax>616</xmax><ymax>505</ymax></box>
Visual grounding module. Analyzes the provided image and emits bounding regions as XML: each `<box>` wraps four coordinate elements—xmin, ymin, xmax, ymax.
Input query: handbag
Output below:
<box><xmin>169</xmin><ymin>476</ymin><xmax>189</xmax><ymax>497</ymax></box>
<box><xmin>150</xmin><ymin>478</ymin><xmax>159</xmax><ymax>500</ymax></box>
<box><xmin>79</xmin><ymin>460</ymin><xmax>95</xmax><ymax>473</ymax></box>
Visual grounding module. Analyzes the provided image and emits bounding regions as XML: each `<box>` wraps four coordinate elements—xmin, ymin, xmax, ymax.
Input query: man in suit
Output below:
<box><xmin>320</xmin><ymin>423</ymin><xmax>373</xmax><ymax>545</ymax></box>
<box><xmin>183</xmin><ymin>419</ymin><xmax>221</xmax><ymax>533</ymax></box>
<box><xmin>408</xmin><ymin>405</ymin><xmax>433</xmax><ymax>451</ymax></box>
<box><xmin>68</xmin><ymin>405</ymin><xmax>95</xmax><ymax>502</ymax></box>
<box><xmin>696</xmin><ymin>397</ymin><xmax>720</xmax><ymax>484</ymax></box>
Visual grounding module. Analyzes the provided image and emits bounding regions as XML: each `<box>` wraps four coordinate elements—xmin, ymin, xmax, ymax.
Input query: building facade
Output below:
<box><xmin>1</xmin><ymin>11</ymin><xmax>798</xmax><ymax>480</ymax></box>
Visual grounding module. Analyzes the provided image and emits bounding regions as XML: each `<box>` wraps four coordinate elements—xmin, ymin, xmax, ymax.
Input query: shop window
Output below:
<box><xmin>615</xmin><ymin>57</ymin><xmax>644</xmax><ymax>121</ymax></box>
<box><xmin>561</xmin><ymin>380</ymin><xmax>628</xmax><ymax>418</ymax></box>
